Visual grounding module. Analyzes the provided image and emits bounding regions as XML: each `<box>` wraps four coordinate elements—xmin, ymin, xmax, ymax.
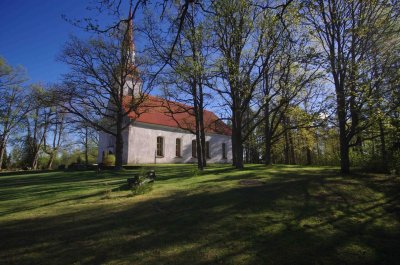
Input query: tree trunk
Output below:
<box><xmin>115</xmin><ymin>114</ymin><xmax>124</xmax><ymax>170</ymax></box>
<box><xmin>378</xmin><ymin>119</ymin><xmax>387</xmax><ymax>172</ymax></box>
<box><xmin>265</xmin><ymin>137</ymin><xmax>272</xmax><ymax>165</ymax></box>
<box><xmin>192</xmin><ymin>79</ymin><xmax>204</xmax><ymax>171</ymax></box>
<box><xmin>85</xmin><ymin>126</ymin><xmax>89</xmax><ymax>166</ymax></box>
<box><xmin>233</xmin><ymin>112</ymin><xmax>244</xmax><ymax>169</ymax></box>
<box><xmin>195</xmin><ymin>128</ymin><xmax>203</xmax><ymax>170</ymax></box>
<box><xmin>289</xmin><ymin>129</ymin><xmax>296</xmax><ymax>165</ymax></box>
<box><xmin>337</xmin><ymin>89</ymin><xmax>350</xmax><ymax>174</ymax></box>
<box><xmin>0</xmin><ymin>141</ymin><xmax>5</xmax><ymax>171</ymax></box>
<box><xmin>200</xmin><ymin>126</ymin><xmax>206</xmax><ymax>167</ymax></box>
<box><xmin>199</xmin><ymin>85</ymin><xmax>207</xmax><ymax>168</ymax></box>
<box><xmin>31</xmin><ymin>150</ymin><xmax>39</xmax><ymax>170</ymax></box>
<box><xmin>283</xmin><ymin>116</ymin><xmax>290</xmax><ymax>164</ymax></box>
<box><xmin>236</xmin><ymin>140</ymin><xmax>244</xmax><ymax>169</ymax></box>
<box><xmin>229</xmin><ymin>100</ymin><xmax>243</xmax><ymax>169</ymax></box>
<box><xmin>306</xmin><ymin>147</ymin><xmax>312</xmax><ymax>165</ymax></box>
<box><xmin>47</xmin><ymin>152</ymin><xmax>56</xmax><ymax>169</ymax></box>
<box><xmin>231</xmin><ymin>115</ymin><xmax>237</xmax><ymax>166</ymax></box>
<box><xmin>264</xmin><ymin>101</ymin><xmax>272</xmax><ymax>165</ymax></box>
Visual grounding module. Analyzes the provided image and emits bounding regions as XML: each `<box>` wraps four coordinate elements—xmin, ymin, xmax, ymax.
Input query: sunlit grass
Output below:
<box><xmin>0</xmin><ymin>164</ymin><xmax>399</xmax><ymax>264</ymax></box>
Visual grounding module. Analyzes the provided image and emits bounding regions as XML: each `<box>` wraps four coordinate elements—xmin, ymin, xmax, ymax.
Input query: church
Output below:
<box><xmin>97</xmin><ymin>12</ymin><xmax>232</xmax><ymax>165</ymax></box>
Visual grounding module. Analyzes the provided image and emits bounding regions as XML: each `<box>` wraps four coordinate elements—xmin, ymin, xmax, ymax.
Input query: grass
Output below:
<box><xmin>0</xmin><ymin>164</ymin><xmax>399</xmax><ymax>265</ymax></box>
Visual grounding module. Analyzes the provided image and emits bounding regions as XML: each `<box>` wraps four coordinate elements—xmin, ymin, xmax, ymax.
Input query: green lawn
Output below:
<box><xmin>0</xmin><ymin>165</ymin><xmax>399</xmax><ymax>265</ymax></box>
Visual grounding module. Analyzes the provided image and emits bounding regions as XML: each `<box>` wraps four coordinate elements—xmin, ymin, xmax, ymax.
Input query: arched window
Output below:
<box><xmin>176</xmin><ymin>138</ymin><xmax>182</xmax><ymax>157</ymax></box>
<box><xmin>192</xmin><ymin>140</ymin><xmax>197</xmax><ymax>158</ymax></box>
<box><xmin>222</xmin><ymin>143</ymin><xmax>227</xmax><ymax>159</ymax></box>
<box><xmin>156</xmin><ymin>136</ymin><xmax>164</xmax><ymax>157</ymax></box>
<box><xmin>206</xmin><ymin>141</ymin><xmax>211</xmax><ymax>158</ymax></box>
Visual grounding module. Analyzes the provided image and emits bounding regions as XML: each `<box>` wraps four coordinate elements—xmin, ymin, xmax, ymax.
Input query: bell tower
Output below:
<box><xmin>122</xmin><ymin>4</ymin><xmax>141</xmax><ymax>96</ymax></box>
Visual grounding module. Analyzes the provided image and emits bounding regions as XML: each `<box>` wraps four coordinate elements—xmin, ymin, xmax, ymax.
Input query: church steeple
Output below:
<box><xmin>127</xmin><ymin>3</ymin><xmax>135</xmax><ymax>64</ymax></box>
<box><xmin>122</xmin><ymin>2</ymin><xmax>141</xmax><ymax>96</ymax></box>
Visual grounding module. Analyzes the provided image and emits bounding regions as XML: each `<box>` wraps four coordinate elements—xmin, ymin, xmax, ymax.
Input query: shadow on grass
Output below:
<box><xmin>0</xmin><ymin>170</ymin><xmax>134</xmax><ymax>217</ymax></box>
<box><xmin>0</xmin><ymin>168</ymin><xmax>399</xmax><ymax>265</ymax></box>
<box><xmin>0</xmin><ymin>169</ymin><xmax>66</xmax><ymax>177</ymax></box>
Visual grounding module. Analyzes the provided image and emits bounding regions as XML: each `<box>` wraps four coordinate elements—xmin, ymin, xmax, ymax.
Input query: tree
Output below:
<box><xmin>59</xmin><ymin>9</ymin><xmax>150</xmax><ymax>169</ymax></box>
<box><xmin>209</xmin><ymin>0</ymin><xmax>296</xmax><ymax>169</ymax></box>
<box><xmin>43</xmin><ymin>106</ymin><xmax>65</xmax><ymax>169</ymax></box>
<box><xmin>0</xmin><ymin>56</ymin><xmax>30</xmax><ymax>170</ymax></box>
<box><xmin>258</xmin><ymin>8</ymin><xmax>323</xmax><ymax>165</ymax></box>
<box><xmin>74</xmin><ymin>120</ymin><xmax>99</xmax><ymax>166</ymax></box>
<box><xmin>23</xmin><ymin>85</ymin><xmax>53</xmax><ymax>169</ymax></box>
<box><xmin>143</xmin><ymin>1</ymin><xmax>213</xmax><ymax>170</ymax></box>
<box><xmin>302</xmin><ymin>0</ymin><xmax>399</xmax><ymax>173</ymax></box>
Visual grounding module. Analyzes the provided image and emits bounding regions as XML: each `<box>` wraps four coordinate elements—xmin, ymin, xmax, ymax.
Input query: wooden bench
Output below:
<box><xmin>127</xmin><ymin>170</ymin><xmax>156</xmax><ymax>187</ymax></box>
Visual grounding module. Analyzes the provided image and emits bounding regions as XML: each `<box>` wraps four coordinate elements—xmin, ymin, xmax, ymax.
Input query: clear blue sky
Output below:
<box><xmin>0</xmin><ymin>0</ymin><xmax>121</xmax><ymax>84</ymax></box>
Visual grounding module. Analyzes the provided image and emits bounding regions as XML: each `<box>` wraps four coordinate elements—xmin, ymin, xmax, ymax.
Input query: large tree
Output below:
<box><xmin>0</xmin><ymin>56</ymin><xmax>30</xmax><ymax>170</ymax></box>
<box><xmin>302</xmin><ymin>0</ymin><xmax>399</xmax><ymax>173</ymax></box>
<box><xmin>209</xmin><ymin>0</ymin><xmax>295</xmax><ymax>169</ymax></box>
<box><xmin>143</xmin><ymin>1</ymin><xmax>213</xmax><ymax>170</ymax></box>
<box><xmin>59</xmin><ymin>11</ymin><xmax>150</xmax><ymax>169</ymax></box>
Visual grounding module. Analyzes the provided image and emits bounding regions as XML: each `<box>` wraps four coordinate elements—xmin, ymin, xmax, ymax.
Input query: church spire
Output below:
<box><xmin>127</xmin><ymin>3</ymin><xmax>135</xmax><ymax>64</ymax></box>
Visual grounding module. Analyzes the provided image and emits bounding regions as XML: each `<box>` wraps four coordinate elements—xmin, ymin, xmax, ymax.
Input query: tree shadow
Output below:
<box><xmin>1</xmin><ymin>168</ymin><xmax>399</xmax><ymax>265</ymax></box>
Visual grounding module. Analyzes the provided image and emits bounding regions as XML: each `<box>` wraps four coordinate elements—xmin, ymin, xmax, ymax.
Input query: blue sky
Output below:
<box><xmin>0</xmin><ymin>0</ymin><xmax>125</xmax><ymax>84</ymax></box>
<box><xmin>0</xmin><ymin>1</ymin><xmax>226</xmax><ymax>115</ymax></box>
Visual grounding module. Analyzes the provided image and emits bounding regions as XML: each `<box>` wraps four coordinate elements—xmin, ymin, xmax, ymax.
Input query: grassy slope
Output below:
<box><xmin>0</xmin><ymin>165</ymin><xmax>399</xmax><ymax>265</ymax></box>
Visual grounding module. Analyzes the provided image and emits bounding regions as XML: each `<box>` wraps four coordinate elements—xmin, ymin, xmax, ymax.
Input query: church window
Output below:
<box><xmin>176</xmin><ymin>138</ymin><xmax>182</xmax><ymax>157</ymax></box>
<box><xmin>157</xmin><ymin>136</ymin><xmax>164</xmax><ymax>157</ymax></box>
<box><xmin>192</xmin><ymin>140</ymin><xmax>197</xmax><ymax>158</ymax></box>
<box><xmin>222</xmin><ymin>143</ymin><xmax>227</xmax><ymax>159</ymax></box>
<box><xmin>206</xmin><ymin>141</ymin><xmax>211</xmax><ymax>158</ymax></box>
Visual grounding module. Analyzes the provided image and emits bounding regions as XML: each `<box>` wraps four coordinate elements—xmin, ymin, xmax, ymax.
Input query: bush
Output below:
<box><xmin>103</xmin><ymin>154</ymin><xmax>115</xmax><ymax>166</ymax></box>
<box><xmin>130</xmin><ymin>183</ymin><xmax>153</xmax><ymax>196</ymax></box>
<box><xmin>191</xmin><ymin>167</ymin><xmax>202</xmax><ymax>177</ymax></box>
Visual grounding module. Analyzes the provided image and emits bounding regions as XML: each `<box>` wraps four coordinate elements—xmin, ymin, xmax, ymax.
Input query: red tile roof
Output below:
<box><xmin>123</xmin><ymin>95</ymin><xmax>231</xmax><ymax>136</ymax></box>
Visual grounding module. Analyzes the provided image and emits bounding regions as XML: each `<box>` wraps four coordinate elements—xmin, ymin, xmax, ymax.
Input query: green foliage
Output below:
<box><xmin>389</xmin><ymin>150</ymin><xmax>400</xmax><ymax>175</ymax></box>
<box><xmin>191</xmin><ymin>167</ymin><xmax>202</xmax><ymax>177</ymax></box>
<box><xmin>130</xmin><ymin>182</ymin><xmax>153</xmax><ymax>196</ymax></box>
<box><xmin>103</xmin><ymin>154</ymin><xmax>115</xmax><ymax>166</ymax></box>
<box><xmin>350</xmin><ymin>150</ymin><xmax>386</xmax><ymax>173</ymax></box>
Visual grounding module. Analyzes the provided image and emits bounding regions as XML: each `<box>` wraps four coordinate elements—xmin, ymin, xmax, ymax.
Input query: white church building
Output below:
<box><xmin>97</xmin><ymin>11</ymin><xmax>232</xmax><ymax>165</ymax></box>
<box><xmin>98</xmin><ymin>95</ymin><xmax>232</xmax><ymax>164</ymax></box>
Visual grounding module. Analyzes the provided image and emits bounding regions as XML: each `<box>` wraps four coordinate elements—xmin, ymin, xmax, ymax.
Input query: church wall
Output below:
<box><xmin>126</xmin><ymin>122</ymin><xmax>232</xmax><ymax>164</ymax></box>
<box><xmin>97</xmin><ymin>129</ymin><xmax>129</xmax><ymax>164</ymax></box>
<box><xmin>97</xmin><ymin>131</ymin><xmax>113</xmax><ymax>163</ymax></box>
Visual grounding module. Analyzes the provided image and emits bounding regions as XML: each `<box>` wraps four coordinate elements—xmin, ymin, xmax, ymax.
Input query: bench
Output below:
<box><xmin>127</xmin><ymin>170</ymin><xmax>156</xmax><ymax>187</ymax></box>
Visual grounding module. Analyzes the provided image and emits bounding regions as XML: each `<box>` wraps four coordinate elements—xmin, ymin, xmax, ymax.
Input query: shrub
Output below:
<box><xmin>103</xmin><ymin>154</ymin><xmax>115</xmax><ymax>166</ymax></box>
<box><xmin>191</xmin><ymin>167</ymin><xmax>202</xmax><ymax>177</ymax></box>
<box><xmin>131</xmin><ymin>183</ymin><xmax>153</xmax><ymax>196</ymax></box>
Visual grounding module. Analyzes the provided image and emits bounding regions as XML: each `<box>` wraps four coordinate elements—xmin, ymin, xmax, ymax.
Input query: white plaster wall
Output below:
<box><xmin>97</xmin><ymin>129</ymin><xmax>129</xmax><ymax>164</ymax></box>
<box><xmin>97</xmin><ymin>131</ymin><xmax>113</xmax><ymax>163</ymax></box>
<box><xmin>123</xmin><ymin>78</ymin><xmax>142</xmax><ymax>96</ymax></box>
<box><xmin>126</xmin><ymin>122</ymin><xmax>232</xmax><ymax>164</ymax></box>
